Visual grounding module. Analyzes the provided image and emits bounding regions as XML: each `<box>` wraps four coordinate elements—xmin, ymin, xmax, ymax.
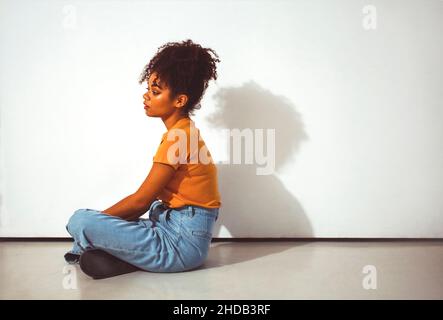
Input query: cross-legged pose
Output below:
<box><xmin>65</xmin><ymin>39</ymin><xmax>222</xmax><ymax>279</ymax></box>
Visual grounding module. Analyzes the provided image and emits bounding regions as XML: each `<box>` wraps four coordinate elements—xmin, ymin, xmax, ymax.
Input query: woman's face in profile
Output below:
<box><xmin>143</xmin><ymin>71</ymin><xmax>188</xmax><ymax>119</ymax></box>
<box><xmin>143</xmin><ymin>72</ymin><xmax>173</xmax><ymax>118</ymax></box>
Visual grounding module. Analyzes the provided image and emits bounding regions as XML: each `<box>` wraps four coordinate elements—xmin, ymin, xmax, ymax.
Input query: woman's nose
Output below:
<box><xmin>143</xmin><ymin>92</ymin><xmax>149</xmax><ymax>101</ymax></box>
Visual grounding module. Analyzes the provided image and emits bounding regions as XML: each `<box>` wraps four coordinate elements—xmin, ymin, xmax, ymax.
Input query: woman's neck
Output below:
<box><xmin>162</xmin><ymin>113</ymin><xmax>190</xmax><ymax>130</ymax></box>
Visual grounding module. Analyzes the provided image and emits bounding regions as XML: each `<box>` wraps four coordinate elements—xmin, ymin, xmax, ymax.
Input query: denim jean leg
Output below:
<box><xmin>68</xmin><ymin>241</ymin><xmax>83</xmax><ymax>255</ymax></box>
<box><xmin>65</xmin><ymin>221</ymin><xmax>84</xmax><ymax>254</ymax></box>
<box><xmin>66</xmin><ymin>207</ymin><xmax>188</xmax><ymax>272</ymax></box>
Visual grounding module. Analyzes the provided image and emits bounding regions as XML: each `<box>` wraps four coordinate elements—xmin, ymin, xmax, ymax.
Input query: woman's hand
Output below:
<box><xmin>102</xmin><ymin>162</ymin><xmax>176</xmax><ymax>220</ymax></box>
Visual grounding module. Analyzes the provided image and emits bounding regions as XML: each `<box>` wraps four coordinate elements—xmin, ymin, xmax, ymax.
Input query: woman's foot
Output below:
<box><xmin>64</xmin><ymin>252</ymin><xmax>81</xmax><ymax>264</ymax></box>
<box><xmin>79</xmin><ymin>249</ymin><xmax>141</xmax><ymax>280</ymax></box>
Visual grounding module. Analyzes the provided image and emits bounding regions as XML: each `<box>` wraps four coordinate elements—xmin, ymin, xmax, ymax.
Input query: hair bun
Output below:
<box><xmin>171</xmin><ymin>45</ymin><xmax>199</xmax><ymax>62</ymax></box>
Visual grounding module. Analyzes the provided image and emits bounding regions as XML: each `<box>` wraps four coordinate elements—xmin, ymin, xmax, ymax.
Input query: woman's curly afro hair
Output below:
<box><xmin>138</xmin><ymin>39</ymin><xmax>221</xmax><ymax>117</ymax></box>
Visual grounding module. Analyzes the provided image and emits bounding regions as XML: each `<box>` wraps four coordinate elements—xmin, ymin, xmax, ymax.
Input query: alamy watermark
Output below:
<box><xmin>62</xmin><ymin>4</ymin><xmax>78</xmax><ymax>30</ymax></box>
<box><xmin>62</xmin><ymin>265</ymin><xmax>78</xmax><ymax>290</ymax></box>
<box><xmin>164</xmin><ymin>122</ymin><xmax>275</xmax><ymax>176</ymax></box>
<box><xmin>362</xmin><ymin>5</ymin><xmax>377</xmax><ymax>30</ymax></box>
<box><xmin>362</xmin><ymin>264</ymin><xmax>377</xmax><ymax>290</ymax></box>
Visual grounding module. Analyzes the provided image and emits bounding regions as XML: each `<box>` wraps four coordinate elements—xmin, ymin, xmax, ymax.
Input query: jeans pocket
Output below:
<box><xmin>181</xmin><ymin>207</ymin><xmax>218</xmax><ymax>242</ymax></box>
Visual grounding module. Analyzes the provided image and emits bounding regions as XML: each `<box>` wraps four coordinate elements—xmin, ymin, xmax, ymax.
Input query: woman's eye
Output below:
<box><xmin>146</xmin><ymin>88</ymin><xmax>158</xmax><ymax>95</ymax></box>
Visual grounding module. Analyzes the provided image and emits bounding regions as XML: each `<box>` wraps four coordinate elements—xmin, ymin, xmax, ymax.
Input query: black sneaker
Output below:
<box><xmin>79</xmin><ymin>249</ymin><xmax>141</xmax><ymax>280</ymax></box>
<box><xmin>64</xmin><ymin>252</ymin><xmax>81</xmax><ymax>264</ymax></box>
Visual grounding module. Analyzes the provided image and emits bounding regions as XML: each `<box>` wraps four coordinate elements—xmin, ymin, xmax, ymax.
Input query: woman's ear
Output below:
<box><xmin>175</xmin><ymin>93</ymin><xmax>188</xmax><ymax>109</ymax></box>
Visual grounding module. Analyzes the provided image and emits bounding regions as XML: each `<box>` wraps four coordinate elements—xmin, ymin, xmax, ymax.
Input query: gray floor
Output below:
<box><xmin>0</xmin><ymin>240</ymin><xmax>442</xmax><ymax>299</ymax></box>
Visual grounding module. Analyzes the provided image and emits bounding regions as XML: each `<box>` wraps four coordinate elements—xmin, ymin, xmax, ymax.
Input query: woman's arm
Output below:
<box><xmin>101</xmin><ymin>194</ymin><xmax>144</xmax><ymax>220</ymax></box>
<box><xmin>102</xmin><ymin>162</ymin><xmax>176</xmax><ymax>220</ymax></box>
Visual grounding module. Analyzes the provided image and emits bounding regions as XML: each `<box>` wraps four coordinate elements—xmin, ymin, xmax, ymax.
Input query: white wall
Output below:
<box><xmin>1</xmin><ymin>0</ymin><xmax>442</xmax><ymax>237</ymax></box>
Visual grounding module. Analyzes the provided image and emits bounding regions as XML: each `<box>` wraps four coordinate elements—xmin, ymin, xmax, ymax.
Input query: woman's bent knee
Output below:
<box><xmin>67</xmin><ymin>209</ymin><xmax>96</xmax><ymax>234</ymax></box>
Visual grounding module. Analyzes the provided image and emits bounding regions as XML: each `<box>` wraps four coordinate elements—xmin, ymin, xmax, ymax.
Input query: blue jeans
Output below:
<box><xmin>65</xmin><ymin>200</ymin><xmax>219</xmax><ymax>273</ymax></box>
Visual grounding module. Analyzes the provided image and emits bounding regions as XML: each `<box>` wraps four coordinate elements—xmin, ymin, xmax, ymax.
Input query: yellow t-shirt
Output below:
<box><xmin>152</xmin><ymin>117</ymin><xmax>221</xmax><ymax>209</ymax></box>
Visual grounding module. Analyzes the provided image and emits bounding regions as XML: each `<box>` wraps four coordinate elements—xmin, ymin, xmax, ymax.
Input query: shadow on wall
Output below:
<box><xmin>206</xmin><ymin>80</ymin><xmax>313</xmax><ymax>239</ymax></box>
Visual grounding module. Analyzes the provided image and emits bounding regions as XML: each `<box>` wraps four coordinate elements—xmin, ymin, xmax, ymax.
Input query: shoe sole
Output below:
<box><xmin>79</xmin><ymin>249</ymin><xmax>141</xmax><ymax>280</ymax></box>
